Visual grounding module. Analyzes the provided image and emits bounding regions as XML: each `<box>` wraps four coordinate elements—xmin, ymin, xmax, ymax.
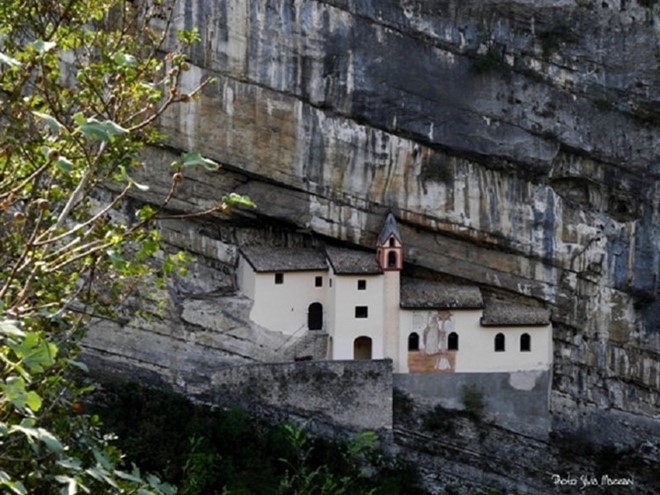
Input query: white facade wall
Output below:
<box><xmin>249</xmin><ymin>269</ymin><xmax>329</xmax><ymax>335</ymax></box>
<box><xmin>239</xmin><ymin>254</ymin><xmax>553</xmax><ymax>372</ymax></box>
<box><xmin>237</xmin><ymin>257</ymin><xmax>256</xmax><ymax>300</ymax></box>
<box><xmin>383</xmin><ymin>272</ymin><xmax>402</xmax><ymax>372</ymax></box>
<box><xmin>400</xmin><ymin>309</ymin><xmax>552</xmax><ymax>373</ymax></box>
<box><xmin>330</xmin><ymin>274</ymin><xmax>384</xmax><ymax>360</ymax></box>
<box><xmin>457</xmin><ymin>325</ymin><xmax>552</xmax><ymax>373</ymax></box>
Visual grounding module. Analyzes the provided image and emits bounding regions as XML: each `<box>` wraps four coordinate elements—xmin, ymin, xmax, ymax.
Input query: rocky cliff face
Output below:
<box><xmin>121</xmin><ymin>0</ymin><xmax>659</xmax><ymax>442</ymax></box>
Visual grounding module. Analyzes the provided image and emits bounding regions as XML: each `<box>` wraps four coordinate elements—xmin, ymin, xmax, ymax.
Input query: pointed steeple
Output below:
<box><xmin>377</xmin><ymin>212</ymin><xmax>402</xmax><ymax>246</ymax></box>
<box><xmin>376</xmin><ymin>213</ymin><xmax>403</xmax><ymax>271</ymax></box>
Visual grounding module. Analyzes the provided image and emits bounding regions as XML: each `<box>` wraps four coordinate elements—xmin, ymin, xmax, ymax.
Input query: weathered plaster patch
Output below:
<box><xmin>509</xmin><ymin>370</ymin><xmax>543</xmax><ymax>391</ymax></box>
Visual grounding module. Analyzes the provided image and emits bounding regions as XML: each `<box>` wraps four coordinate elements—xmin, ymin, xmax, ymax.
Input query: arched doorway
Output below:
<box><xmin>353</xmin><ymin>336</ymin><xmax>372</xmax><ymax>360</ymax></box>
<box><xmin>308</xmin><ymin>302</ymin><xmax>323</xmax><ymax>330</ymax></box>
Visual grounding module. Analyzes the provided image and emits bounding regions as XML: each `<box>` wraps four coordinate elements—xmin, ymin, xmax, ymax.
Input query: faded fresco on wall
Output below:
<box><xmin>408</xmin><ymin>310</ymin><xmax>456</xmax><ymax>373</ymax></box>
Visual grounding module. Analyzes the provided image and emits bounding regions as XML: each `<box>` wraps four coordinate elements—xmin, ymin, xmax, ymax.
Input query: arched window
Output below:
<box><xmin>308</xmin><ymin>302</ymin><xmax>323</xmax><ymax>330</ymax></box>
<box><xmin>494</xmin><ymin>333</ymin><xmax>505</xmax><ymax>352</ymax></box>
<box><xmin>448</xmin><ymin>332</ymin><xmax>459</xmax><ymax>351</ymax></box>
<box><xmin>354</xmin><ymin>336</ymin><xmax>372</xmax><ymax>360</ymax></box>
<box><xmin>520</xmin><ymin>333</ymin><xmax>531</xmax><ymax>352</ymax></box>
<box><xmin>408</xmin><ymin>332</ymin><xmax>419</xmax><ymax>351</ymax></box>
<box><xmin>389</xmin><ymin>237</ymin><xmax>395</xmax><ymax>247</ymax></box>
<box><xmin>387</xmin><ymin>251</ymin><xmax>397</xmax><ymax>268</ymax></box>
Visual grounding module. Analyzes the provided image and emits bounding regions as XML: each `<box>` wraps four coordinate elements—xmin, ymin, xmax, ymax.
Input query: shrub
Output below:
<box><xmin>393</xmin><ymin>388</ymin><xmax>414</xmax><ymax>421</ymax></box>
<box><xmin>462</xmin><ymin>384</ymin><xmax>486</xmax><ymax>419</ymax></box>
<box><xmin>423</xmin><ymin>404</ymin><xmax>456</xmax><ymax>434</ymax></box>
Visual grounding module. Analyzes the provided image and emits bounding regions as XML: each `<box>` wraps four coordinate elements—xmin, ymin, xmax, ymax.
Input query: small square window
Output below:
<box><xmin>357</xmin><ymin>279</ymin><xmax>366</xmax><ymax>290</ymax></box>
<box><xmin>315</xmin><ymin>276</ymin><xmax>323</xmax><ymax>287</ymax></box>
<box><xmin>274</xmin><ymin>273</ymin><xmax>284</xmax><ymax>284</ymax></box>
<box><xmin>355</xmin><ymin>306</ymin><xmax>368</xmax><ymax>318</ymax></box>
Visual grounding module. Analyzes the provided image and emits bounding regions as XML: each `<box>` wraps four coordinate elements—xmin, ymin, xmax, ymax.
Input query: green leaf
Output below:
<box><xmin>73</xmin><ymin>112</ymin><xmax>86</xmax><ymax>126</ymax></box>
<box><xmin>56</xmin><ymin>157</ymin><xmax>74</xmax><ymax>173</ymax></box>
<box><xmin>223</xmin><ymin>192</ymin><xmax>256</xmax><ymax>208</ymax></box>
<box><xmin>31</xmin><ymin>40</ymin><xmax>57</xmax><ymax>53</ymax></box>
<box><xmin>0</xmin><ymin>471</ymin><xmax>27</xmax><ymax>495</ymax></box>
<box><xmin>9</xmin><ymin>332</ymin><xmax>58</xmax><ymax>373</ymax></box>
<box><xmin>25</xmin><ymin>391</ymin><xmax>43</xmax><ymax>412</ymax></box>
<box><xmin>115</xmin><ymin>469</ymin><xmax>143</xmax><ymax>484</ymax></box>
<box><xmin>0</xmin><ymin>319</ymin><xmax>25</xmax><ymax>338</ymax></box>
<box><xmin>119</xmin><ymin>166</ymin><xmax>150</xmax><ymax>191</ymax></box>
<box><xmin>10</xmin><ymin>423</ymin><xmax>64</xmax><ymax>453</ymax></box>
<box><xmin>57</xmin><ymin>458</ymin><xmax>83</xmax><ymax>471</ymax></box>
<box><xmin>1</xmin><ymin>377</ymin><xmax>42</xmax><ymax>412</ymax></box>
<box><xmin>0</xmin><ymin>52</ymin><xmax>21</xmax><ymax>67</ymax></box>
<box><xmin>136</xmin><ymin>205</ymin><xmax>155</xmax><ymax>221</ymax></box>
<box><xmin>79</xmin><ymin>118</ymin><xmax>127</xmax><ymax>141</ymax></box>
<box><xmin>113</xmin><ymin>52</ymin><xmax>137</xmax><ymax>67</ymax></box>
<box><xmin>176</xmin><ymin>28</ymin><xmax>201</xmax><ymax>45</ymax></box>
<box><xmin>92</xmin><ymin>448</ymin><xmax>113</xmax><ymax>471</ymax></box>
<box><xmin>36</xmin><ymin>428</ymin><xmax>65</xmax><ymax>453</ymax></box>
<box><xmin>181</xmin><ymin>151</ymin><xmax>218</xmax><ymax>171</ymax></box>
<box><xmin>55</xmin><ymin>475</ymin><xmax>79</xmax><ymax>495</ymax></box>
<box><xmin>107</xmin><ymin>249</ymin><xmax>127</xmax><ymax>271</ymax></box>
<box><xmin>67</xmin><ymin>359</ymin><xmax>89</xmax><ymax>373</ymax></box>
<box><xmin>32</xmin><ymin>111</ymin><xmax>63</xmax><ymax>133</ymax></box>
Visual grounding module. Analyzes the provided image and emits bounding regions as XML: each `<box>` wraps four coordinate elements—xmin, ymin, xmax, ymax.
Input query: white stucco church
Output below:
<box><xmin>237</xmin><ymin>214</ymin><xmax>552</xmax><ymax>374</ymax></box>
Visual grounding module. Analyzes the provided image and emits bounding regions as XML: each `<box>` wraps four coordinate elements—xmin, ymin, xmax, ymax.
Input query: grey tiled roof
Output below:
<box><xmin>400</xmin><ymin>278</ymin><xmax>483</xmax><ymax>309</ymax></box>
<box><xmin>481</xmin><ymin>304</ymin><xmax>551</xmax><ymax>326</ymax></box>
<box><xmin>240</xmin><ymin>247</ymin><xmax>328</xmax><ymax>272</ymax></box>
<box><xmin>325</xmin><ymin>246</ymin><xmax>382</xmax><ymax>274</ymax></box>
<box><xmin>377</xmin><ymin>212</ymin><xmax>402</xmax><ymax>245</ymax></box>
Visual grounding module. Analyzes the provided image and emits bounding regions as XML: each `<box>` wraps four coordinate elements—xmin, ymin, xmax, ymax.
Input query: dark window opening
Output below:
<box><xmin>355</xmin><ymin>306</ymin><xmax>368</xmax><ymax>318</ymax></box>
<box><xmin>495</xmin><ymin>333</ymin><xmax>505</xmax><ymax>352</ymax></box>
<box><xmin>274</xmin><ymin>273</ymin><xmax>284</xmax><ymax>284</ymax></box>
<box><xmin>408</xmin><ymin>332</ymin><xmax>419</xmax><ymax>351</ymax></box>
<box><xmin>315</xmin><ymin>276</ymin><xmax>323</xmax><ymax>287</ymax></box>
<box><xmin>448</xmin><ymin>332</ymin><xmax>459</xmax><ymax>351</ymax></box>
<box><xmin>308</xmin><ymin>302</ymin><xmax>323</xmax><ymax>330</ymax></box>
<box><xmin>357</xmin><ymin>279</ymin><xmax>366</xmax><ymax>290</ymax></box>
<box><xmin>520</xmin><ymin>333</ymin><xmax>531</xmax><ymax>352</ymax></box>
<box><xmin>329</xmin><ymin>279</ymin><xmax>332</xmax><ymax>287</ymax></box>
<box><xmin>389</xmin><ymin>237</ymin><xmax>395</xmax><ymax>247</ymax></box>
<box><xmin>354</xmin><ymin>336</ymin><xmax>372</xmax><ymax>360</ymax></box>
<box><xmin>387</xmin><ymin>251</ymin><xmax>397</xmax><ymax>268</ymax></box>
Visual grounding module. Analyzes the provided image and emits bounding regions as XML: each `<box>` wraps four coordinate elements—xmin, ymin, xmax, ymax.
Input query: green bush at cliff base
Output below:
<box><xmin>92</xmin><ymin>381</ymin><xmax>429</xmax><ymax>495</ymax></box>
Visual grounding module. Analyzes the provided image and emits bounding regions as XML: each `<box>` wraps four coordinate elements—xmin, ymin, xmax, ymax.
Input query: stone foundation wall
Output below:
<box><xmin>395</xmin><ymin>371</ymin><xmax>551</xmax><ymax>438</ymax></box>
<box><xmin>205</xmin><ymin>359</ymin><xmax>393</xmax><ymax>432</ymax></box>
<box><xmin>83</xmin><ymin>341</ymin><xmax>393</xmax><ymax>433</ymax></box>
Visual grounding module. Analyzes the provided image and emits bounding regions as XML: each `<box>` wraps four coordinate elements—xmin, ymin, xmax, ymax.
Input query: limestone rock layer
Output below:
<box><xmin>133</xmin><ymin>0</ymin><xmax>659</xmax><ymax>437</ymax></box>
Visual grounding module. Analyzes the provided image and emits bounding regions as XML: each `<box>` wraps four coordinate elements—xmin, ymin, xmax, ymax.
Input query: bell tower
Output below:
<box><xmin>376</xmin><ymin>212</ymin><xmax>403</xmax><ymax>271</ymax></box>
<box><xmin>377</xmin><ymin>213</ymin><xmax>404</xmax><ymax>371</ymax></box>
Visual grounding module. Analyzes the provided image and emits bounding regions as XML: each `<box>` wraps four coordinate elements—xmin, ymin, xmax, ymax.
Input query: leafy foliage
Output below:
<box><xmin>0</xmin><ymin>1</ymin><xmax>254</xmax><ymax>493</ymax></box>
<box><xmin>94</xmin><ymin>382</ymin><xmax>428</xmax><ymax>495</ymax></box>
<box><xmin>461</xmin><ymin>384</ymin><xmax>485</xmax><ymax>419</ymax></box>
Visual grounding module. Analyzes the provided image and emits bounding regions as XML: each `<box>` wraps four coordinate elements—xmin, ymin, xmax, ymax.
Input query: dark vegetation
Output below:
<box><xmin>91</xmin><ymin>381</ymin><xmax>427</xmax><ymax>495</ymax></box>
<box><xmin>421</xmin><ymin>386</ymin><xmax>485</xmax><ymax>434</ymax></box>
<box><xmin>461</xmin><ymin>384</ymin><xmax>486</xmax><ymax>419</ymax></box>
<box><xmin>549</xmin><ymin>430</ymin><xmax>653</xmax><ymax>481</ymax></box>
<box><xmin>468</xmin><ymin>45</ymin><xmax>508</xmax><ymax>74</ymax></box>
